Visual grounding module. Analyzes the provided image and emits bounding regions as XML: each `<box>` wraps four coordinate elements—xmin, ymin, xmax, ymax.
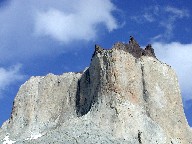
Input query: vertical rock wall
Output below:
<box><xmin>1</xmin><ymin>73</ymin><xmax>81</xmax><ymax>139</ymax></box>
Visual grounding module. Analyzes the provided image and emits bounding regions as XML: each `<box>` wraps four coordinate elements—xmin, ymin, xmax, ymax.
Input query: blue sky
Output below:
<box><xmin>0</xmin><ymin>0</ymin><xmax>191</xmax><ymax>127</ymax></box>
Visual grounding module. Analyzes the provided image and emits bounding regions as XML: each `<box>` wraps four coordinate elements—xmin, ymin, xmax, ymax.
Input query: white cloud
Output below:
<box><xmin>0</xmin><ymin>64</ymin><xmax>24</xmax><ymax>98</ymax></box>
<box><xmin>0</xmin><ymin>0</ymin><xmax>119</xmax><ymax>62</ymax></box>
<box><xmin>34</xmin><ymin>0</ymin><xmax>118</xmax><ymax>43</ymax></box>
<box><xmin>153</xmin><ymin>42</ymin><xmax>192</xmax><ymax>102</ymax></box>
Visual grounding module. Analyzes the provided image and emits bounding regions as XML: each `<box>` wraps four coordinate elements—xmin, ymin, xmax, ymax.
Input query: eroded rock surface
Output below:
<box><xmin>0</xmin><ymin>38</ymin><xmax>191</xmax><ymax>144</ymax></box>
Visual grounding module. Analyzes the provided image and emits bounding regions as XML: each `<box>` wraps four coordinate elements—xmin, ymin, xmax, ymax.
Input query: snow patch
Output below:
<box><xmin>3</xmin><ymin>135</ymin><xmax>16</xmax><ymax>144</ymax></box>
<box><xmin>30</xmin><ymin>133</ymin><xmax>42</xmax><ymax>140</ymax></box>
<box><xmin>26</xmin><ymin>133</ymin><xmax>42</xmax><ymax>140</ymax></box>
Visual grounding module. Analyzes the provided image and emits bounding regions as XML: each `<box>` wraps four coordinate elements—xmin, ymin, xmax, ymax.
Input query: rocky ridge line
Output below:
<box><xmin>93</xmin><ymin>36</ymin><xmax>156</xmax><ymax>59</ymax></box>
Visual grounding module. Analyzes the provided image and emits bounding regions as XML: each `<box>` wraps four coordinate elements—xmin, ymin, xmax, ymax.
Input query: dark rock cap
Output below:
<box><xmin>93</xmin><ymin>36</ymin><xmax>156</xmax><ymax>59</ymax></box>
<box><xmin>142</xmin><ymin>44</ymin><xmax>156</xmax><ymax>58</ymax></box>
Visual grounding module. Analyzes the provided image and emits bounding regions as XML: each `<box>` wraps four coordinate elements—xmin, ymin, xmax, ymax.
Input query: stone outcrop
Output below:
<box><xmin>0</xmin><ymin>37</ymin><xmax>191</xmax><ymax>144</ymax></box>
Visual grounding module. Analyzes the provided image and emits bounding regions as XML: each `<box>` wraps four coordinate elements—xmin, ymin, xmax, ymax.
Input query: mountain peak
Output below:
<box><xmin>0</xmin><ymin>39</ymin><xmax>191</xmax><ymax>143</ymax></box>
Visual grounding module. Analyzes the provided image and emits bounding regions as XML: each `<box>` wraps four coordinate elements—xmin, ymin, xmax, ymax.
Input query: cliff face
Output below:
<box><xmin>0</xmin><ymin>38</ymin><xmax>191</xmax><ymax>144</ymax></box>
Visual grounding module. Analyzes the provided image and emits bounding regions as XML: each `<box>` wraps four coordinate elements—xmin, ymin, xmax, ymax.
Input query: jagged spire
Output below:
<box><xmin>129</xmin><ymin>36</ymin><xmax>140</xmax><ymax>47</ymax></box>
<box><xmin>143</xmin><ymin>44</ymin><xmax>156</xmax><ymax>58</ymax></box>
<box><xmin>92</xmin><ymin>44</ymin><xmax>103</xmax><ymax>57</ymax></box>
<box><xmin>125</xmin><ymin>36</ymin><xmax>142</xmax><ymax>58</ymax></box>
<box><xmin>127</xmin><ymin>36</ymin><xmax>156</xmax><ymax>58</ymax></box>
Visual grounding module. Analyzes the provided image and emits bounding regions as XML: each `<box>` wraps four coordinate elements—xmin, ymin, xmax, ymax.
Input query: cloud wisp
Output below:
<box><xmin>0</xmin><ymin>65</ymin><xmax>24</xmax><ymax>98</ymax></box>
<box><xmin>131</xmin><ymin>6</ymin><xmax>159</xmax><ymax>23</ymax></box>
<box><xmin>160</xmin><ymin>6</ymin><xmax>189</xmax><ymax>39</ymax></box>
<box><xmin>153</xmin><ymin>42</ymin><xmax>192</xmax><ymax>103</ymax></box>
<box><xmin>165</xmin><ymin>6</ymin><xmax>189</xmax><ymax>18</ymax></box>
<box><xmin>132</xmin><ymin>6</ymin><xmax>189</xmax><ymax>41</ymax></box>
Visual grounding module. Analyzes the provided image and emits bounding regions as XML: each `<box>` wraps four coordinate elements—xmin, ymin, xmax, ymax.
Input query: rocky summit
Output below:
<box><xmin>0</xmin><ymin>37</ymin><xmax>191</xmax><ymax>144</ymax></box>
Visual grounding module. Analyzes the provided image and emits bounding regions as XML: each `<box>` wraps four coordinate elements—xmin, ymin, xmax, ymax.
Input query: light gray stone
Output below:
<box><xmin>0</xmin><ymin>39</ymin><xmax>191</xmax><ymax>144</ymax></box>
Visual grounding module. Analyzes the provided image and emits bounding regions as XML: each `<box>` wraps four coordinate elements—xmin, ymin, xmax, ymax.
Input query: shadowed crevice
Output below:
<box><xmin>75</xmin><ymin>68</ymin><xmax>99</xmax><ymax>116</ymax></box>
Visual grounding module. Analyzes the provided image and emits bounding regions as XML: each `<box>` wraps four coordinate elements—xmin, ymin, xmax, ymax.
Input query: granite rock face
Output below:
<box><xmin>0</xmin><ymin>38</ymin><xmax>191</xmax><ymax>144</ymax></box>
